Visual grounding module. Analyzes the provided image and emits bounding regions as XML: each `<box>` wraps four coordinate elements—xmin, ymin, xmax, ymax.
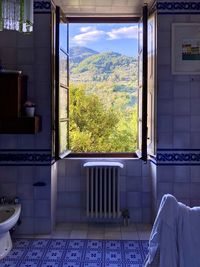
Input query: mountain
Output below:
<box><xmin>69</xmin><ymin>46</ymin><xmax>99</xmax><ymax>64</ymax></box>
<box><xmin>69</xmin><ymin>46</ymin><xmax>137</xmax><ymax>83</ymax></box>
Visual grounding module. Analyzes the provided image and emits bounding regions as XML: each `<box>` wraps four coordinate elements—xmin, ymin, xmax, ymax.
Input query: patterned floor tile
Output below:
<box><xmin>84</xmin><ymin>249</ymin><xmax>103</xmax><ymax>262</ymax></box>
<box><xmin>64</xmin><ymin>249</ymin><xmax>83</xmax><ymax>261</ymax></box>
<box><xmin>61</xmin><ymin>262</ymin><xmax>84</xmax><ymax>267</ymax></box>
<box><xmin>18</xmin><ymin>259</ymin><xmax>40</xmax><ymax>267</ymax></box>
<box><xmin>31</xmin><ymin>239</ymin><xmax>50</xmax><ymax>249</ymax></box>
<box><xmin>86</xmin><ymin>240</ymin><xmax>103</xmax><ymax>250</ymax></box>
<box><xmin>0</xmin><ymin>260</ymin><xmax>19</xmax><ymax>267</ymax></box>
<box><xmin>43</xmin><ymin>249</ymin><xmax>65</xmax><ymax>260</ymax></box>
<box><xmin>2</xmin><ymin>238</ymin><xmax>148</xmax><ymax>267</ymax></box>
<box><xmin>68</xmin><ymin>240</ymin><xmax>85</xmax><ymax>249</ymax></box>
<box><xmin>24</xmin><ymin>249</ymin><xmax>45</xmax><ymax>260</ymax></box>
<box><xmin>105</xmin><ymin>250</ymin><xmax>123</xmax><ymax>263</ymax></box>
<box><xmin>105</xmin><ymin>240</ymin><xmax>121</xmax><ymax>250</ymax></box>
<box><xmin>49</xmin><ymin>239</ymin><xmax>68</xmax><ymax>249</ymax></box>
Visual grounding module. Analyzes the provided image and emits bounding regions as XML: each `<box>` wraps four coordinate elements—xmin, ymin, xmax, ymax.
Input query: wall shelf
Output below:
<box><xmin>0</xmin><ymin>116</ymin><xmax>41</xmax><ymax>134</ymax></box>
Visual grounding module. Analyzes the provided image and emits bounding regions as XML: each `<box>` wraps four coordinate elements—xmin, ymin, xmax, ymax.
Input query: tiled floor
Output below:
<box><xmin>1</xmin><ymin>239</ymin><xmax>149</xmax><ymax>267</ymax></box>
<box><xmin>16</xmin><ymin>223</ymin><xmax>152</xmax><ymax>241</ymax></box>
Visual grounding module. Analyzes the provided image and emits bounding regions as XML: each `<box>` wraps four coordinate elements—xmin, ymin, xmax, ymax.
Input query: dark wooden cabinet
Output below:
<box><xmin>0</xmin><ymin>72</ymin><xmax>27</xmax><ymax>118</ymax></box>
<box><xmin>0</xmin><ymin>72</ymin><xmax>41</xmax><ymax>134</ymax></box>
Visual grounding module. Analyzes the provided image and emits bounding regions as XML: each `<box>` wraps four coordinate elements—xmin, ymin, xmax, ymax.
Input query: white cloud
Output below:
<box><xmin>107</xmin><ymin>26</ymin><xmax>138</xmax><ymax>40</ymax></box>
<box><xmin>80</xmin><ymin>26</ymin><xmax>96</xmax><ymax>33</ymax></box>
<box><xmin>72</xmin><ymin>29</ymin><xmax>105</xmax><ymax>45</ymax></box>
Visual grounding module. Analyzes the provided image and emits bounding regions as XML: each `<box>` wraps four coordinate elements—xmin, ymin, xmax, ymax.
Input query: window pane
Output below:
<box><xmin>59</xmin><ymin>86</ymin><xmax>68</xmax><ymax>118</ymax></box>
<box><xmin>59</xmin><ymin>121</ymin><xmax>68</xmax><ymax>153</ymax></box>
<box><xmin>69</xmin><ymin>23</ymin><xmax>138</xmax><ymax>153</ymax></box>
<box><xmin>60</xmin><ymin>23</ymin><xmax>68</xmax><ymax>52</ymax></box>
<box><xmin>60</xmin><ymin>50</ymin><xmax>68</xmax><ymax>85</ymax></box>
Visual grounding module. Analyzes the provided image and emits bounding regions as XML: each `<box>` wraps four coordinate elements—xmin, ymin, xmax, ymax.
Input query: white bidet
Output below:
<box><xmin>0</xmin><ymin>204</ymin><xmax>21</xmax><ymax>259</ymax></box>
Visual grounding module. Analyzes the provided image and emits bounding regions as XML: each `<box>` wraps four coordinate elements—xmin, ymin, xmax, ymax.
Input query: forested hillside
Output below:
<box><xmin>69</xmin><ymin>46</ymin><xmax>138</xmax><ymax>152</ymax></box>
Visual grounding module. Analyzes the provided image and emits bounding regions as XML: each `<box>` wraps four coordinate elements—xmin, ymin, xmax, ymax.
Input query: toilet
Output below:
<box><xmin>0</xmin><ymin>204</ymin><xmax>21</xmax><ymax>259</ymax></box>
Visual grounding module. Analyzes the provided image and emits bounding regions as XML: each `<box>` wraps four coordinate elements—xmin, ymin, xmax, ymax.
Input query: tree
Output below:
<box><xmin>69</xmin><ymin>83</ymin><xmax>138</xmax><ymax>152</ymax></box>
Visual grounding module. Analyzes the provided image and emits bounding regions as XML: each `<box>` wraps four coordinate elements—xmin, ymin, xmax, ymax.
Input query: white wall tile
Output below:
<box><xmin>157</xmin><ymin>115</ymin><xmax>173</xmax><ymax>132</ymax></box>
<box><xmin>191</xmin><ymin>166</ymin><xmax>200</xmax><ymax>182</ymax></box>
<box><xmin>191</xmin><ymin>99</ymin><xmax>200</xmax><ymax>115</ymax></box>
<box><xmin>173</xmin><ymin>116</ymin><xmax>190</xmax><ymax>132</ymax></box>
<box><xmin>191</xmin><ymin>116</ymin><xmax>200</xmax><ymax>131</ymax></box>
<box><xmin>157</xmin><ymin>81</ymin><xmax>173</xmax><ymax>99</ymax></box>
<box><xmin>127</xmin><ymin>192</ymin><xmax>142</xmax><ymax>208</ymax></box>
<box><xmin>190</xmin><ymin>184</ymin><xmax>200</xmax><ymax>198</ymax></box>
<box><xmin>173</xmin><ymin>132</ymin><xmax>190</xmax><ymax>148</ymax></box>
<box><xmin>173</xmin><ymin>183</ymin><xmax>190</xmax><ymax>199</ymax></box>
<box><xmin>173</xmin><ymin>99</ymin><xmax>190</xmax><ymax>115</ymax></box>
<box><xmin>126</xmin><ymin>160</ymin><xmax>142</xmax><ymax>177</ymax></box>
<box><xmin>173</xmin><ymin>81</ymin><xmax>190</xmax><ymax>98</ymax></box>
<box><xmin>17</xmin><ymin>184</ymin><xmax>33</xmax><ymax>200</ymax></box>
<box><xmin>126</xmin><ymin>177</ymin><xmax>142</xmax><ymax>192</ymax></box>
<box><xmin>174</xmin><ymin>166</ymin><xmax>190</xmax><ymax>182</ymax></box>
<box><xmin>157</xmin><ymin>133</ymin><xmax>173</xmax><ymax>148</ymax></box>
<box><xmin>35</xmin><ymin>200</ymin><xmax>51</xmax><ymax>217</ymax></box>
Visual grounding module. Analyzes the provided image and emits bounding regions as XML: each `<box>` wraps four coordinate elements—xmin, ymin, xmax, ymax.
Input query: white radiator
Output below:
<box><xmin>83</xmin><ymin>162</ymin><xmax>124</xmax><ymax>219</ymax></box>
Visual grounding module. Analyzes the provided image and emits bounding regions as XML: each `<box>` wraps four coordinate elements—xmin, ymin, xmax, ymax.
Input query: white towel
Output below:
<box><xmin>144</xmin><ymin>194</ymin><xmax>200</xmax><ymax>267</ymax></box>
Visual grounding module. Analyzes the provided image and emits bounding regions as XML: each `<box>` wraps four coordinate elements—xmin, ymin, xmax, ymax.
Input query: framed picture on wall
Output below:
<box><xmin>172</xmin><ymin>23</ymin><xmax>200</xmax><ymax>75</ymax></box>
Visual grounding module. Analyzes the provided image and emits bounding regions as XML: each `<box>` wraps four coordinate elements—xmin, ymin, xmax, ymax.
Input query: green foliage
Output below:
<box><xmin>69</xmin><ymin>84</ymin><xmax>138</xmax><ymax>152</ymax></box>
<box><xmin>70</xmin><ymin>47</ymin><xmax>138</xmax><ymax>85</ymax></box>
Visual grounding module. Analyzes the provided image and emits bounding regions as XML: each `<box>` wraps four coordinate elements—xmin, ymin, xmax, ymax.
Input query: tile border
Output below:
<box><xmin>0</xmin><ymin>149</ymin><xmax>52</xmax><ymax>166</ymax></box>
<box><xmin>150</xmin><ymin>149</ymin><xmax>200</xmax><ymax>166</ymax></box>
<box><xmin>155</xmin><ymin>1</ymin><xmax>200</xmax><ymax>14</ymax></box>
<box><xmin>34</xmin><ymin>0</ymin><xmax>51</xmax><ymax>13</ymax></box>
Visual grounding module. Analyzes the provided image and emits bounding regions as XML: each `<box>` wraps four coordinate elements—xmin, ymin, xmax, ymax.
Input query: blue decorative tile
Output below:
<box><xmin>39</xmin><ymin>261</ymin><xmax>60</xmax><ymax>267</ymax></box>
<box><xmin>13</xmin><ymin>239</ymin><xmax>32</xmax><ymax>248</ymax></box>
<box><xmin>49</xmin><ymin>239</ymin><xmax>68</xmax><ymax>249</ymax></box>
<box><xmin>61</xmin><ymin>262</ymin><xmax>84</xmax><ymax>267</ymax></box>
<box><xmin>17</xmin><ymin>260</ymin><xmax>40</xmax><ymax>267</ymax></box>
<box><xmin>86</xmin><ymin>240</ymin><xmax>103</xmax><ymax>250</ymax></box>
<box><xmin>5</xmin><ymin>248</ymin><xmax>25</xmax><ymax>259</ymax></box>
<box><xmin>105</xmin><ymin>240</ymin><xmax>121</xmax><ymax>250</ymax></box>
<box><xmin>3</xmin><ymin>239</ymin><xmax>148</xmax><ymax>267</ymax></box>
<box><xmin>83</xmin><ymin>263</ymin><xmax>102</xmax><ymax>267</ymax></box>
<box><xmin>31</xmin><ymin>239</ymin><xmax>50</xmax><ymax>249</ymax></box>
<box><xmin>123</xmin><ymin>240</ymin><xmax>140</xmax><ymax>250</ymax></box>
<box><xmin>68</xmin><ymin>240</ymin><xmax>85</xmax><ymax>249</ymax></box>
<box><xmin>44</xmin><ymin>249</ymin><xmax>64</xmax><ymax>260</ymax></box>
<box><xmin>64</xmin><ymin>249</ymin><xmax>83</xmax><ymax>261</ymax></box>
<box><xmin>124</xmin><ymin>251</ymin><xmax>143</xmax><ymax>264</ymax></box>
<box><xmin>0</xmin><ymin>260</ymin><xmax>19</xmax><ymax>267</ymax></box>
<box><xmin>84</xmin><ymin>250</ymin><xmax>103</xmax><ymax>262</ymax></box>
<box><xmin>24</xmin><ymin>249</ymin><xmax>45</xmax><ymax>260</ymax></box>
<box><xmin>105</xmin><ymin>251</ymin><xmax>123</xmax><ymax>263</ymax></box>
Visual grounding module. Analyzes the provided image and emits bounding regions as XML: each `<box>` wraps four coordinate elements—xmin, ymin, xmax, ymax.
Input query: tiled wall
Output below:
<box><xmin>0</xmin><ymin>2</ymin><xmax>55</xmax><ymax>235</ymax></box>
<box><xmin>0</xmin><ymin>165</ymin><xmax>52</xmax><ymax>234</ymax></box>
<box><xmin>152</xmin><ymin>1</ymin><xmax>200</xmax><ymax>211</ymax></box>
<box><xmin>57</xmin><ymin>159</ymin><xmax>152</xmax><ymax>223</ymax></box>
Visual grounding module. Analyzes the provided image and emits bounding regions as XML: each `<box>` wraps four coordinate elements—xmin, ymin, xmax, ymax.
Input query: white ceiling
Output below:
<box><xmin>53</xmin><ymin>0</ymin><xmax>153</xmax><ymax>17</ymax></box>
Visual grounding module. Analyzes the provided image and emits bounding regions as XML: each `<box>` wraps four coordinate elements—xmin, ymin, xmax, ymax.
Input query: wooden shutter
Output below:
<box><xmin>137</xmin><ymin>5</ymin><xmax>148</xmax><ymax>161</ymax></box>
<box><xmin>147</xmin><ymin>14</ymin><xmax>156</xmax><ymax>155</ymax></box>
<box><xmin>55</xmin><ymin>6</ymin><xmax>70</xmax><ymax>159</ymax></box>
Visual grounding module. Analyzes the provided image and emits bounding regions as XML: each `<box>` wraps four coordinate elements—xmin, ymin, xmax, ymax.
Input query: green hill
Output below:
<box><xmin>69</xmin><ymin>47</ymin><xmax>137</xmax><ymax>84</ymax></box>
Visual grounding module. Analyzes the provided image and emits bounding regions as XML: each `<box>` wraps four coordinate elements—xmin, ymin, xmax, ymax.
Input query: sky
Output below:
<box><xmin>69</xmin><ymin>23</ymin><xmax>138</xmax><ymax>57</ymax></box>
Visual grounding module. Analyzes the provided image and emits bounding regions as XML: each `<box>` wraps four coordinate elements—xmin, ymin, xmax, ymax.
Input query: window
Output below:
<box><xmin>69</xmin><ymin>22</ymin><xmax>138</xmax><ymax>153</ymax></box>
<box><xmin>53</xmin><ymin>8</ymin><xmax>148</xmax><ymax>159</ymax></box>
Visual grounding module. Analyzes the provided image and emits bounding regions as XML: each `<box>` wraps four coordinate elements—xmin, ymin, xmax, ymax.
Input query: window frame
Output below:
<box><xmin>54</xmin><ymin>10</ymin><xmax>148</xmax><ymax>159</ymax></box>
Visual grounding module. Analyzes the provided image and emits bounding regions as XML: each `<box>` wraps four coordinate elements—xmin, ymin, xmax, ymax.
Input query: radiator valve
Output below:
<box><xmin>122</xmin><ymin>209</ymin><xmax>130</xmax><ymax>226</ymax></box>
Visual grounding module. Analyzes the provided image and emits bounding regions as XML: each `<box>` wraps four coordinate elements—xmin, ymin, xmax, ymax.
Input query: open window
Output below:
<box><xmin>55</xmin><ymin>6</ymin><xmax>70</xmax><ymax>159</ymax></box>
<box><xmin>53</xmin><ymin>6</ymin><xmax>148</xmax><ymax>160</ymax></box>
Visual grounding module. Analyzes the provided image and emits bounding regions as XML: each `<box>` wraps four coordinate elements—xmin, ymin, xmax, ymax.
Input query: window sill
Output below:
<box><xmin>66</xmin><ymin>152</ymin><xmax>138</xmax><ymax>158</ymax></box>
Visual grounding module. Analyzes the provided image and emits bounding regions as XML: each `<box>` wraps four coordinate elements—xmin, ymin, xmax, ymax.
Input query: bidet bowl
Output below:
<box><xmin>0</xmin><ymin>204</ymin><xmax>21</xmax><ymax>234</ymax></box>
